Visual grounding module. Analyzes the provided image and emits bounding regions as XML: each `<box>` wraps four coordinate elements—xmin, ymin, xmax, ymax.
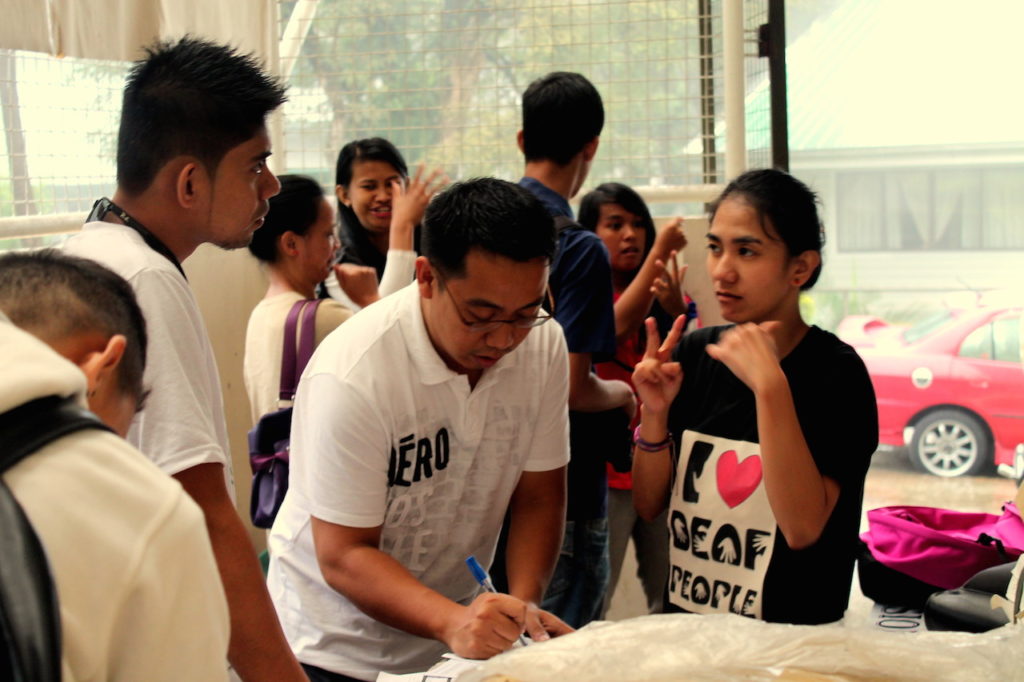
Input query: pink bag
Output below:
<box><xmin>861</xmin><ymin>502</ymin><xmax>1024</xmax><ymax>590</ymax></box>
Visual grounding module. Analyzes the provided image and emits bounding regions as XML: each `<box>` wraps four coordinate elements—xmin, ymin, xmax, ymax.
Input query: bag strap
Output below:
<box><xmin>0</xmin><ymin>395</ymin><xmax>111</xmax><ymax>682</ymax></box>
<box><xmin>553</xmin><ymin>215</ymin><xmax>580</xmax><ymax>234</ymax></box>
<box><xmin>978</xmin><ymin>533</ymin><xmax>1012</xmax><ymax>562</ymax></box>
<box><xmin>278</xmin><ymin>299</ymin><xmax>323</xmax><ymax>401</ymax></box>
<box><xmin>0</xmin><ymin>395</ymin><xmax>111</xmax><ymax>473</ymax></box>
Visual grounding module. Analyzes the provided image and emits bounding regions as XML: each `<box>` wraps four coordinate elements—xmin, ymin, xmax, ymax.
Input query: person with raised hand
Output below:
<box><xmin>330</xmin><ymin>138</ymin><xmax>446</xmax><ymax>309</ymax></box>
<box><xmin>631</xmin><ymin>168</ymin><xmax>878</xmax><ymax>625</ymax></box>
<box><xmin>577</xmin><ymin>182</ymin><xmax>696</xmax><ymax>617</ymax></box>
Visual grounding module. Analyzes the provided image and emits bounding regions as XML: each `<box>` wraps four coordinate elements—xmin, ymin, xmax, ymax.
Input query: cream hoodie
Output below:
<box><xmin>0</xmin><ymin>318</ymin><xmax>230</xmax><ymax>682</ymax></box>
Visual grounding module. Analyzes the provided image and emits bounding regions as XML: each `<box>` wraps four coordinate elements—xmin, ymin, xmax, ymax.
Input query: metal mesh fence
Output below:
<box><xmin>0</xmin><ymin>49</ymin><xmax>126</xmax><ymax>248</ymax></box>
<box><xmin>279</xmin><ymin>0</ymin><xmax>727</xmax><ymax>199</ymax></box>
<box><xmin>0</xmin><ymin>1</ymin><xmax>743</xmax><ymax>234</ymax></box>
<box><xmin>0</xmin><ymin>50</ymin><xmax>125</xmax><ymax>216</ymax></box>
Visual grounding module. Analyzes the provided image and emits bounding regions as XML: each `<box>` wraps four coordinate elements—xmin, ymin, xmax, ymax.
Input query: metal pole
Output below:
<box><xmin>723</xmin><ymin>0</ymin><xmax>746</xmax><ymax>180</ymax></box>
<box><xmin>768</xmin><ymin>0</ymin><xmax>789</xmax><ymax>171</ymax></box>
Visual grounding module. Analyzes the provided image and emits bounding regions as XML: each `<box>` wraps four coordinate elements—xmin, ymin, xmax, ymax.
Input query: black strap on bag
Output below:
<box><xmin>0</xmin><ymin>395</ymin><xmax>111</xmax><ymax>682</ymax></box>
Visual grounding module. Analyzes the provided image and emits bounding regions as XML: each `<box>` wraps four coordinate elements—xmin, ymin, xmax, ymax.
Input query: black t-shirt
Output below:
<box><xmin>662</xmin><ymin>325</ymin><xmax>878</xmax><ymax>624</ymax></box>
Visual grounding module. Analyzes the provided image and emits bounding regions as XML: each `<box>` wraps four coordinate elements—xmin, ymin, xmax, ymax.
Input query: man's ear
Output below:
<box><xmin>335</xmin><ymin>185</ymin><xmax>351</xmax><ymax>208</ymax></box>
<box><xmin>415</xmin><ymin>256</ymin><xmax>436</xmax><ymax>298</ymax></box>
<box><xmin>79</xmin><ymin>334</ymin><xmax>127</xmax><ymax>397</ymax></box>
<box><xmin>581</xmin><ymin>136</ymin><xmax>600</xmax><ymax>163</ymax></box>
<box><xmin>174</xmin><ymin>159</ymin><xmax>206</xmax><ymax>209</ymax></box>
<box><xmin>516</xmin><ymin>130</ymin><xmax>525</xmax><ymax>155</ymax></box>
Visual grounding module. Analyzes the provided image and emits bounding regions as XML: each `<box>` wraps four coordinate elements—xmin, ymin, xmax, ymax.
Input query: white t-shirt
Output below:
<box><xmin>267</xmin><ymin>284</ymin><xmax>570</xmax><ymax>680</ymax></box>
<box><xmin>0</xmin><ymin>319</ymin><xmax>231</xmax><ymax>682</ymax></box>
<box><xmin>63</xmin><ymin>222</ymin><xmax>234</xmax><ymax>494</ymax></box>
<box><xmin>243</xmin><ymin>291</ymin><xmax>353</xmax><ymax>424</ymax></box>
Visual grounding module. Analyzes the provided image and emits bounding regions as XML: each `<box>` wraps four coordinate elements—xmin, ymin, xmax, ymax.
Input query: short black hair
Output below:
<box><xmin>521</xmin><ymin>72</ymin><xmax>604</xmax><ymax>165</ymax></box>
<box><xmin>709</xmin><ymin>169</ymin><xmax>825</xmax><ymax>290</ymax></box>
<box><xmin>117</xmin><ymin>36</ymin><xmax>287</xmax><ymax>196</ymax></box>
<box><xmin>421</xmin><ymin>178</ymin><xmax>556</xmax><ymax>279</ymax></box>
<box><xmin>0</xmin><ymin>250</ymin><xmax>148</xmax><ymax>404</ymax></box>
<box><xmin>248</xmin><ymin>175</ymin><xmax>325</xmax><ymax>263</ymax></box>
<box><xmin>578</xmin><ymin>182</ymin><xmax>657</xmax><ymax>278</ymax></box>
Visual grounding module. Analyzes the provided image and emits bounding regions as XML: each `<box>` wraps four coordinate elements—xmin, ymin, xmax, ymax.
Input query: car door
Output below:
<box><xmin>951</xmin><ymin>311</ymin><xmax>1024</xmax><ymax>460</ymax></box>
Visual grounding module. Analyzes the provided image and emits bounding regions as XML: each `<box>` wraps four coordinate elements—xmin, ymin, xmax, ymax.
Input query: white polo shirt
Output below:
<box><xmin>268</xmin><ymin>283</ymin><xmax>570</xmax><ymax>680</ymax></box>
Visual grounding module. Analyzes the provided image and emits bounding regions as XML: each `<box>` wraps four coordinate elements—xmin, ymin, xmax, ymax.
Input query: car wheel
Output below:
<box><xmin>908</xmin><ymin>409</ymin><xmax>992</xmax><ymax>477</ymax></box>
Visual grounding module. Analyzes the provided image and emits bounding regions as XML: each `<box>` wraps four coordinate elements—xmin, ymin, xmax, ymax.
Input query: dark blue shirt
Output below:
<box><xmin>520</xmin><ymin>177</ymin><xmax>617</xmax><ymax>520</ymax></box>
<box><xmin>518</xmin><ymin>177</ymin><xmax>615</xmax><ymax>359</ymax></box>
<box><xmin>518</xmin><ymin>176</ymin><xmax>573</xmax><ymax>218</ymax></box>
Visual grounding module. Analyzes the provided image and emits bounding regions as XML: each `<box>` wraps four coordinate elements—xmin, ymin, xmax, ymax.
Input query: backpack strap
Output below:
<box><xmin>0</xmin><ymin>394</ymin><xmax>111</xmax><ymax>682</ymax></box>
<box><xmin>553</xmin><ymin>215</ymin><xmax>580</xmax><ymax>234</ymax></box>
<box><xmin>278</xmin><ymin>299</ymin><xmax>323</xmax><ymax>402</ymax></box>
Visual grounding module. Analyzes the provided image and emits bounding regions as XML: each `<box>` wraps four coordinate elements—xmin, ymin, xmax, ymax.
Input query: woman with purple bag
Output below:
<box><xmin>632</xmin><ymin>169</ymin><xmax>879</xmax><ymax>624</ymax></box>
<box><xmin>243</xmin><ymin>175</ymin><xmax>368</xmax><ymax>424</ymax></box>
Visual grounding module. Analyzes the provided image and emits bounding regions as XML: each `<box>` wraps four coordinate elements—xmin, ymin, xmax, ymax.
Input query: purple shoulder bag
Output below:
<box><xmin>247</xmin><ymin>299</ymin><xmax>322</xmax><ymax>529</ymax></box>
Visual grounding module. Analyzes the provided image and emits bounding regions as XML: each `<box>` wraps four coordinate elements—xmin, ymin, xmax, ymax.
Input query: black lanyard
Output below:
<box><xmin>87</xmin><ymin>197</ymin><xmax>186</xmax><ymax>279</ymax></box>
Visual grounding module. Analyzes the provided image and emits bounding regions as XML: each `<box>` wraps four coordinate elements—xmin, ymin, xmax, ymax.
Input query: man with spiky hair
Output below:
<box><xmin>64</xmin><ymin>36</ymin><xmax>307</xmax><ymax>681</ymax></box>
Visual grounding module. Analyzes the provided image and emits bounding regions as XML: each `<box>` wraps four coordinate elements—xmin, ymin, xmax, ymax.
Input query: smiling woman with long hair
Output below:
<box><xmin>327</xmin><ymin>138</ymin><xmax>445</xmax><ymax>310</ymax></box>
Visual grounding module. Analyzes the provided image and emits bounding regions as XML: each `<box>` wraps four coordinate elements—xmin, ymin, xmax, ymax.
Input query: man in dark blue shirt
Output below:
<box><xmin>516</xmin><ymin>72</ymin><xmax>636</xmax><ymax>627</ymax></box>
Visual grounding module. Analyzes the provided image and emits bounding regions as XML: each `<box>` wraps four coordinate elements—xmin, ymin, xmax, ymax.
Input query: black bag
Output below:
<box><xmin>856</xmin><ymin>539</ymin><xmax>944</xmax><ymax>609</ymax></box>
<box><xmin>248</xmin><ymin>299</ymin><xmax>322</xmax><ymax>529</ymax></box>
<box><xmin>0</xmin><ymin>395</ymin><xmax>110</xmax><ymax>682</ymax></box>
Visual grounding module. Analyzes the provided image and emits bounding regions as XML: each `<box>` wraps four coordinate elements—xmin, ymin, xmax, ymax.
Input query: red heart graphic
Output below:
<box><xmin>716</xmin><ymin>450</ymin><xmax>763</xmax><ymax>508</ymax></box>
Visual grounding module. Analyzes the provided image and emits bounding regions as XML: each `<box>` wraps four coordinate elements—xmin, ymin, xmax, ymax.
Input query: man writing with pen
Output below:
<box><xmin>267</xmin><ymin>178</ymin><xmax>574</xmax><ymax>682</ymax></box>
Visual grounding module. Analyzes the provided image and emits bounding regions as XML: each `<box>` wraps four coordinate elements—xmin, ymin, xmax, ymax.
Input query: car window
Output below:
<box><xmin>902</xmin><ymin>310</ymin><xmax>955</xmax><ymax>344</ymax></box>
<box><xmin>959</xmin><ymin>322</ymin><xmax>993</xmax><ymax>360</ymax></box>
<box><xmin>992</xmin><ymin>315</ymin><xmax>1020</xmax><ymax>363</ymax></box>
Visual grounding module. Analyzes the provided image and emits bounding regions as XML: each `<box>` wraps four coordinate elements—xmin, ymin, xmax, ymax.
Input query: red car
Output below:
<box><xmin>840</xmin><ymin>306</ymin><xmax>1023</xmax><ymax>477</ymax></box>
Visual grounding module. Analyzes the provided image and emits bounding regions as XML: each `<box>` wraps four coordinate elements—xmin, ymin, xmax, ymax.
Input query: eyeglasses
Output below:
<box><xmin>436</xmin><ymin>270</ymin><xmax>554</xmax><ymax>334</ymax></box>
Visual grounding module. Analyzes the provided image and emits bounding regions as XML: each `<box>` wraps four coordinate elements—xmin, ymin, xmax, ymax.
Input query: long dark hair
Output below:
<box><xmin>334</xmin><ymin>138</ymin><xmax>409</xmax><ymax>278</ymax></box>
<box><xmin>578</xmin><ymin>182</ymin><xmax>657</xmax><ymax>285</ymax></box>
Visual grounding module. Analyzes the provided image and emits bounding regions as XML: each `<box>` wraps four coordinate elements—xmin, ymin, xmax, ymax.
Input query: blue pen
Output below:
<box><xmin>465</xmin><ymin>555</ymin><xmax>529</xmax><ymax>647</ymax></box>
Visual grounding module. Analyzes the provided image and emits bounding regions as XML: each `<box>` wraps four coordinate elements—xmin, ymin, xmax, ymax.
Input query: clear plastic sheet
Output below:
<box><xmin>457</xmin><ymin>613</ymin><xmax>1023</xmax><ymax>682</ymax></box>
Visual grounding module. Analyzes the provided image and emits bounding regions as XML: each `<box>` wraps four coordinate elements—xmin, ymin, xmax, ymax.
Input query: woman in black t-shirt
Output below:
<box><xmin>631</xmin><ymin>169</ymin><xmax>878</xmax><ymax>624</ymax></box>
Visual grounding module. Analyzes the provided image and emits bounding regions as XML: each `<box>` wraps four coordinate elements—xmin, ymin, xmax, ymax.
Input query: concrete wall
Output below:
<box><xmin>185</xmin><ymin>244</ymin><xmax>268</xmax><ymax>549</ymax></box>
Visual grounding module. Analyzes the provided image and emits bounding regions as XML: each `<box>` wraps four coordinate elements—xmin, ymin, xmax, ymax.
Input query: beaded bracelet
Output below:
<box><xmin>633</xmin><ymin>425</ymin><xmax>673</xmax><ymax>452</ymax></box>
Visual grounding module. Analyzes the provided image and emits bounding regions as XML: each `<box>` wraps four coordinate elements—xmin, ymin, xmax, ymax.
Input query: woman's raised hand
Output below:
<box><xmin>705</xmin><ymin>321</ymin><xmax>784</xmax><ymax>394</ymax></box>
<box><xmin>651</xmin><ymin>249</ymin><xmax>688</xmax><ymax>318</ymax></box>
<box><xmin>632</xmin><ymin>314</ymin><xmax>687</xmax><ymax>415</ymax></box>
<box><xmin>652</xmin><ymin>217</ymin><xmax>686</xmax><ymax>257</ymax></box>
<box><xmin>389</xmin><ymin>164</ymin><xmax>448</xmax><ymax>249</ymax></box>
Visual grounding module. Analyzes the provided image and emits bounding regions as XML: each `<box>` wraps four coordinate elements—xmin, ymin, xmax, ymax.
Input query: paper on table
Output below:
<box><xmin>375</xmin><ymin>653</ymin><xmax>482</xmax><ymax>682</ymax></box>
